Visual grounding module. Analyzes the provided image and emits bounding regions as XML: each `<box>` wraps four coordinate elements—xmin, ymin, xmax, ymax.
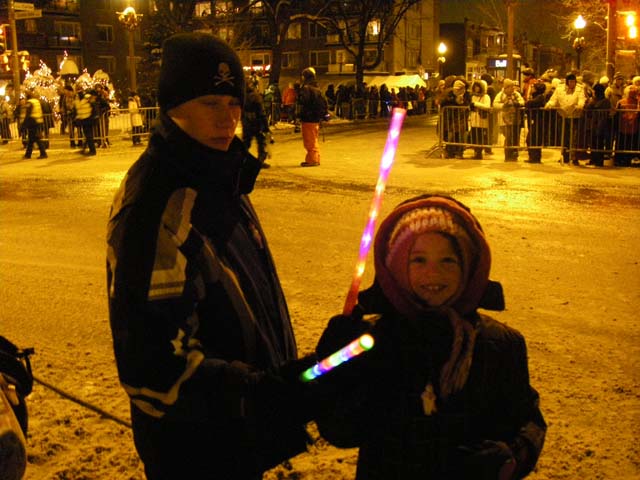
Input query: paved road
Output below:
<box><xmin>1</xmin><ymin>117</ymin><xmax>639</xmax><ymax>479</ymax></box>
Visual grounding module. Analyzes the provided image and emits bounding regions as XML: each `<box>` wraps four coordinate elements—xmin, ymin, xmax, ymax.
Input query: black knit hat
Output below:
<box><xmin>158</xmin><ymin>32</ymin><xmax>245</xmax><ymax>112</ymax></box>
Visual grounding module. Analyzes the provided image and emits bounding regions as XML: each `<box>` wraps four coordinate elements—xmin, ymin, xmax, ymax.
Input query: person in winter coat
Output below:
<box><xmin>72</xmin><ymin>89</ymin><xmax>97</xmax><ymax>156</ymax></box>
<box><xmin>614</xmin><ymin>85</ymin><xmax>640</xmax><ymax>167</ymax></box>
<box><xmin>282</xmin><ymin>83</ymin><xmax>297</xmax><ymax>123</ymax></box>
<box><xmin>0</xmin><ymin>95</ymin><xmax>12</xmax><ymax>144</ymax></box>
<box><xmin>440</xmin><ymin>79</ymin><xmax>471</xmax><ymax>159</ymax></box>
<box><xmin>493</xmin><ymin>79</ymin><xmax>525</xmax><ymax>161</ymax></box>
<box><xmin>314</xmin><ymin>194</ymin><xmax>546</xmax><ymax>480</ymax></box>
<box><xmin>296</xmin><ymin>67</ymin><xmax>328</xmax><ymax>167</ymax></box>
<box><xmin>243</xmin><ymin>84</ymin><xmax>271</xmax><ymax>168</ymax></box>
<box><xmin>585</xmin><ymin>84</ymin><xmax>612</xmax><ymax>167</ymax></box>
<box><xmin>469</xmin><ymin>80</ymin><xmax>491</xmax><ymax>159</ymax></box>
<box><xmin>22</xmin><ymin>91</ymin><xmax>48</xmax><ymax>159</ymax></box>
<box><xmin>544</xmin><ymin>73</ymin><xmax>586</xmax><ymax>165</ymax></box>
<box><xmin>524</xmin><ymin>82</ymin><xmax>548</xmax><ymax>163</ymax></box>
<box><xmin>106</xmin><ymin>33</ymin><xmax>315</xmax><ymax>480</ymax></box>
<box><xmin>128</xmin><ymin>91</ymin><xmax>144</xmax><ymax>145</ymax></box>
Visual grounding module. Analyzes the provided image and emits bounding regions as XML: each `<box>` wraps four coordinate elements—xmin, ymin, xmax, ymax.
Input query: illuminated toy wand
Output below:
<box><xmin>300</xmin><ymin>108</ymin><xmax>407</xmax><ymax>383</ymax></box>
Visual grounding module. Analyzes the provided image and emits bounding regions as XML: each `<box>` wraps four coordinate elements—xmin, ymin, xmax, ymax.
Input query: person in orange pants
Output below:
<box><xmin>297</xmin><ymin>67</ymin><xmax>328</xmax><ymax>167</ymax></box>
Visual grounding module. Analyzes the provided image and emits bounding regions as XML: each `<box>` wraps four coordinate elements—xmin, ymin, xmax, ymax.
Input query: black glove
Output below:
<box><xmin>315</xmin><ymin>305</ymin><xmax>369</xmax><ymax>360</ymax></box>
<box><xmin>455</xmin><ymin>440</ymin><xmax>516</xmax><ymax>480</ymax></box>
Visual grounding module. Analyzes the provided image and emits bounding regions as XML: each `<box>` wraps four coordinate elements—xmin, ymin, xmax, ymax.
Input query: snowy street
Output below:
<box><xmin>1</xmin><ymin>115</ymin><xmax>639</xmax><ymax>479</ymax></box>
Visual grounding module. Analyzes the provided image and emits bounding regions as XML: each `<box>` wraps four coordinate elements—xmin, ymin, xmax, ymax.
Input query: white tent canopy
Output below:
<box><xmin>363</xmin><ymin>74</ymin><xmax>426</xmax><ymax>89</ymax></box>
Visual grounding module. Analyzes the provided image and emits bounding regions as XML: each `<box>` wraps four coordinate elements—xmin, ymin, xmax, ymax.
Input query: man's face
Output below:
<box><xmin>168</xmin><ymin>94</ymin><xmax>241</xmax><ymax>151</ymax></box>
<box><xmin>408</xmin><ymin>232</ymin><xmax>462</xmax><ymax>308</ymax></box>
<box><xmin>567</xmin><ymin>79</ymin><xmax>577</xmax><ymax>89</ymax></box>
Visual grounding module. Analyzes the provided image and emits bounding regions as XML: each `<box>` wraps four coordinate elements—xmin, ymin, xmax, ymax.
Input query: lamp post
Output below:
<box><xmin>117</xmin><ymin>6</ymin><xmax>143</xmax><ymax>93</ymax></box>
<box><xmin>437</xmin><ymin>42</ymin><xmax>447</xmax><ymax>78</ymax></box>
<box><xmin>573</xmin><ymin>15</ymin><xmax>586</xmax><ymax>71</ymax></box>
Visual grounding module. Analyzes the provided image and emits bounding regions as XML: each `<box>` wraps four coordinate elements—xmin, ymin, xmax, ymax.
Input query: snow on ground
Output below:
<box><xmin>1</xmin><ymin>116</ymin><xmax>639</xmax><ymax>479</ymax></box>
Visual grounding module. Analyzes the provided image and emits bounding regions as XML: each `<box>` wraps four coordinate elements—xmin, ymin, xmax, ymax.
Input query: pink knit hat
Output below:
<box><xmin>373</xmin><ymin>195</ymin><xmax>491</xmax><ymax>318</ymax></box>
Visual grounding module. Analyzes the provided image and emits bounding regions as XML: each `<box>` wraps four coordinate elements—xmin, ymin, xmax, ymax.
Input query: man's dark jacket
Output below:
<box><xmin>107</xmin><ymin>113</ymin><xmax>308</xmax><ymax>478</ymax></box>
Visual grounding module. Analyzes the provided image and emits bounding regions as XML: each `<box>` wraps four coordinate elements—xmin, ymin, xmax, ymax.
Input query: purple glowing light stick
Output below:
<box><xmin>342</xmin><ymin>107</ymin><xmax>407</xmax><ymax>316</ymax></box>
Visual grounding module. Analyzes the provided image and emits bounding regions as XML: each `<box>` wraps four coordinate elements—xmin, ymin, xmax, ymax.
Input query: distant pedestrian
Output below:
<box><xmin>493</xmin><ymin>79</ymin><xmax>524</xmax><ymax>161</ymax></box>
<box><xmin>72</xmin><ymin>90</ymin><xmax>97</xmax><ymax>156</ymax></box>
<box><xmin>469</xmin><ymin>79</ymin><xmax>491</xmax><ymax>159</ymax></box>
<box><xmin>544</xmin><ymin>73</ymin><xmax>586</xmax><ymax>165</ymax></box>
<box><xmin>0</xmin><ymin>95</ymin><xmax>12</xmax><ymax>144</ymax></box>
<box><xmin>128</xmin><ymin>91</ymin><xmax>144</xmax><ymax>145</ymax></box>
<box><xmin>22</xmin><ymin>91</ymin><xmax>47</xmax><ymax>159</ymax></box>
<box><xmin>243</xmin><ymin>84</ymin><xmax>271</xmax><ymax>168</ymax></box>
<box><xmin>297</xmin><ymin>67</ymin><xmax>328</xmax><ymax>167</ymax></box>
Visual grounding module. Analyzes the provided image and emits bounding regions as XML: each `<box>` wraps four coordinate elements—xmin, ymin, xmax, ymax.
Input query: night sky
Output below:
<box><xmin>440</xmin><ymin>0</ymin><xmax>567</xmax><ymax>48</ymax></box>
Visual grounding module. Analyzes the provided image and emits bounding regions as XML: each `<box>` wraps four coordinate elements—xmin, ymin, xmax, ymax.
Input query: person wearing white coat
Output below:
<box><xmin>469</xmin><ymin>80</ymin><xmax>492</xmax><ymax>159</ymax></box>
<box><xmin>128</xmin><ymin>92</ymin><xmax>144</xmax><ymax>145</ymax></box>
<box><xmin>493</xmin><ymin>79</ymin><xmax>525</xmax><ymax>161</ymax></box>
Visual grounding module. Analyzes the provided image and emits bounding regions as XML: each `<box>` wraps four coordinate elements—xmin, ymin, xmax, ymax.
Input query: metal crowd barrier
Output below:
<box><xmin>437</xmin><ymin>105</ymin><xmax>640</xmax><ymax>165</ymax></box>
<box><xmin>264</xmin><ymin>98</ymin><xmax>435</xmax><ymax>124</ymax></box>
<box><xmin>1</xmin><ymin>107</ymin><xmax>160</xmax><ymax>148</ymax></box>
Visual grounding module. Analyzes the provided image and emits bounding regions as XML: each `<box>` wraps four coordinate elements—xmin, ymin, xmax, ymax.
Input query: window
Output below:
<box><xmin>218</xmin><ymin>27</ymin><xmax>234</xmax><ymax>42</ymax></box>
<box><xmin>308</xmin><ymin>22</ymin><xmax>326</xmax><ymax>39</ymax></box>
<box><xmin>195</xmin><ymin>2</ymin><xmax>211</xmax><ymax>17</ymax></box>
<box><xmin>406</xmin><ymin>48</ymin><xmax>419</xmax><ymax>68</ymax></box>
<box><xmin>97</xmin><ymin>25</ymin><xmax>114</xmax><ymax>43</ymax></box>
<box><xmin>214</xmin><ymin>1</ymin><xmax>234</xmax><ymax>17</ymax></box>
<box><xmin>309</xmin><ymin>50</ymin><xmax>330</xmax><ymax>66</ymax></box>
<box><xmin>250</xmin><ymin>52</ymin><xmax>271</xmax><ymax>68</ymax></box>
<box><xmin>367</xmin><ymin>20</ymin><xmax>380</xmax><ymax>37</ymax></box>
<box><xmin>96</xmin><ymin>55</ymin><xmax>116</xmax><ymax>74</ymax></box>
<box><xmin>287</xmin><ymin>23</ymin><xmax>301</xmax><ymax>40</ymax></box>
<box><xmin>364</xmin><ymin>49</ymin><xmax>378</xmax><ymax>63</ymax></box>
<box><xmin>24</xmin><ymin>19</ymin><xmax>38</xmax><ymax>34</ymax></box>
<box><xmin>282</xmin><ymin>52</ymin><xmax>299</xmax><ymax>69</ymax></box>
<box><xmin>249</xmin><ymin>1</ymin><xmax>265</xmax><ymax>15</ymax></box>
<box><xmin>54</xmin><ymin>21</ymin><xmax>82</xmax><ymax>40</ymax></box>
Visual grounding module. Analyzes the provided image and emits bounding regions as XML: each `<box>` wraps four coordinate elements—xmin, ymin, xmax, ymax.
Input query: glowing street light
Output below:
<box><xmin>573</xmin><ymin>15</ymin><xmax>586</xmax><ymax>70</ymax></box>
<box><xmin>437</xmin><ymin>42</ymin><xmax>447</xmax><ymax>78</ymax></box>
<box><xmin>117</xmin><ymin>6</ymin><xmax>143</xmax><ymax>93</ymax></box>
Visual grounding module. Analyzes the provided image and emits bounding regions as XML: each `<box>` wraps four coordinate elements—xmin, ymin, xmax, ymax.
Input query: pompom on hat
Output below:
<box><xmin>158</xmin><ymin>32</ymin><xmax>245</xmax><ymax>112</ymax></box>
<box><xmin>453</xmin><ymin>80</ymin><xmax>466</xmax><ymax>94</ymax></box>
<box><xmin>373</xmin><ymin>195</ymin><xmax>497</xmax><ymax>319</ymax></box>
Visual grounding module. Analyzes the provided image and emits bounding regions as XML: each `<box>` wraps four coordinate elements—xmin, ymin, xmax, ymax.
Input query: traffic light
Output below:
<box><xmin>0</xmin><ymin>25</ymin><xmax>6</xmax><ymax>55</ymax></box>
<box><xmin>626</xmin><ymin>12</ymin><xmax>637</xmax><ymax>39</ymax></box>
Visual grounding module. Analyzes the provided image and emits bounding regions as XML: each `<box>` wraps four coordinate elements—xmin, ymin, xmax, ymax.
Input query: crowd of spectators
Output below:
<box><xmin>435</xmin><ymin>68</ymin><xmax>640</xmax><ymax>167</ymax></box>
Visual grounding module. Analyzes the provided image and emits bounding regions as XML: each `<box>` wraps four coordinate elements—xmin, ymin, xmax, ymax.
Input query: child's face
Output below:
<box><xmin>408</xmin><ymin>232</ymin><xmax>462</xmax><ymax>307</ymax></box>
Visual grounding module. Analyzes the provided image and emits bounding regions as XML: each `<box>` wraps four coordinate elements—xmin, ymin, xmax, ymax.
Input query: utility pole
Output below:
<box><xmin>506</xmin><ymin>0</ymin><xmax>515</xmax><ymax>80</ymax></box>
<box><xmin>607</xmin><ymin>0</ymin><xmax>617</xmax><ymax>79</ymax></box>
<box><xmin>8</xmin><ymin>0</ymin><xmax>21</xmax><ymax>105</ymax></box>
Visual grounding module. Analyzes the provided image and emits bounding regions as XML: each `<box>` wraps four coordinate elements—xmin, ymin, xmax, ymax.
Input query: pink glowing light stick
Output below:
<box><xmin>300</xmin><ymin>334</ymin><xmax>375</xmax><ymax>382</ymax></box>
<box><xmin>342</xmin><ymin>107</ymin><xmax>407</xmax><ymax>316</ymax></box>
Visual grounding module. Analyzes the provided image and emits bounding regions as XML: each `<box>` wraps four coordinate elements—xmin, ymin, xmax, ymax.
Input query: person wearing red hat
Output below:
<box><xmin>314</xmin><ymin>195</ymin><xmax>546</xmax><ymax>480</ymax></box>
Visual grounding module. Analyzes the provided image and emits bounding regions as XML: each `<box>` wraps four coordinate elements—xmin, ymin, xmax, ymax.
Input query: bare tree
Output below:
<box><xmin>315</xmin><ymin>0</ymin><xmax>421</xmax><ymax>89</ymax></box>
<box><xmin>552</xmin><ymin>0</ymin><xmax>608</xmax><ymax>74</ymax></box>
<box><xmin>203</xmin><ymin>1</ymin><xmax>332</xmax><ymax>86</ymax></box>
<box><xmin>137</xmin><ymin>0</ymin><xmax>205</xmax><ymax>98</ymax></box>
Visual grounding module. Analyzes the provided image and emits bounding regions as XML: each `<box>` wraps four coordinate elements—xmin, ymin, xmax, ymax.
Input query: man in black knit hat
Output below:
<box><xmin>106</xmin><ymin>32</ymin><xmax>315</xmax><ymax>480</ymax></box>
<box><xmin>297</xmin><ymin>67</ymin><xmax>328</xmax><ymax>166</ymax></box>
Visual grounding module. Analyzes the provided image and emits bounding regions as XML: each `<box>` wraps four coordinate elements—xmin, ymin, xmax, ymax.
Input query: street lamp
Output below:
<box><xmin>117</xmin><ymin>6</ymin><xmax>143</xmax><ymax>93</ymax></box>
<box><xmin>437</xmin><ymin>42</ymin><xmax>447</xmax><ymax>78</ymax></box>
<box><xmin>573</xmin><ymin>15</ymin><xmax>586</xmax><ymax>70</ymax></box>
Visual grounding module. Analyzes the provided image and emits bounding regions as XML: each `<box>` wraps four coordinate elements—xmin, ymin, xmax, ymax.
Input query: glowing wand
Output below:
<box><xmin>300</xmin><ymin>334</ymin><xmax>375</xmax><ymax>382</ymax></box>
<box><xmin>342</xmin><ymin>107</ymin><xmax>407</xmax><ymax>316</ymax></box>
